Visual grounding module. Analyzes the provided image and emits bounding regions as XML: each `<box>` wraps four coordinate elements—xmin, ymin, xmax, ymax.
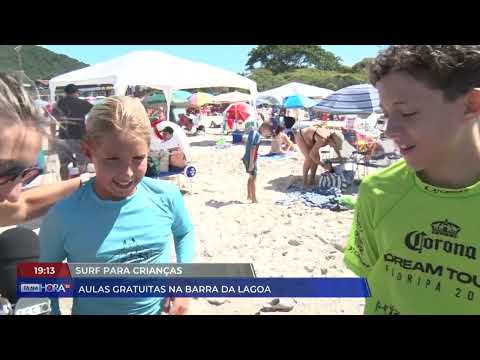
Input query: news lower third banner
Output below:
<box><xmin>17</xmin><ymin>263</ymin><xmax>370</xmax><ymax>298</ymax></box>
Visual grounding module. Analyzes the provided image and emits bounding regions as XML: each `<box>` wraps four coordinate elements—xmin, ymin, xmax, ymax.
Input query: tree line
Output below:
<box><xmin>242</xmin><ymin>45</ymin><xmax>375</xmax><ymax>92</ymax></box>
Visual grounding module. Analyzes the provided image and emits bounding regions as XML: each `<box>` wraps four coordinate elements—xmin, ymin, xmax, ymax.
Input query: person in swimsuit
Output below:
<box><xmin>270</xmin><ymin>126</ymin><xmax>295</xmax><ymax>154</ymax></box>
<box><xmin>294</xmin><ymin>125</ymin><xmax>344</xmax><ymax>187</ymax></box>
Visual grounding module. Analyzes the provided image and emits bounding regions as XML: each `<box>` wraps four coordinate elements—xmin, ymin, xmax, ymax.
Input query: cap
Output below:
<box><xmin>133</xmin><ymin>85</ymin><xmax>148</xmax><ymax>98</ymax></box>
<box><xmin>64</xmin><ymin>84</ymin><xmax>79</xmax><ymax>95</ymax></box>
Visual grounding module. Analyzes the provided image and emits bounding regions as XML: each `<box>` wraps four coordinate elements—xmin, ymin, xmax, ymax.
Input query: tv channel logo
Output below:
<box><xmin>20</xmin><ymin>283</ymin><xmax>71</xmax><ymax>293</ymax></box>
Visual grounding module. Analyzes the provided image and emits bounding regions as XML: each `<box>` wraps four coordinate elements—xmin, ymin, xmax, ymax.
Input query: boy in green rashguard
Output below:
<box><xmin>344</xmin><ymin>45</ymin><xmax>480</xmax><ymax>314</ymax></box>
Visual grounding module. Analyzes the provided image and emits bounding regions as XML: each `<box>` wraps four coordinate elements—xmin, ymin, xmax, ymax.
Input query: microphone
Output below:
<box><xmin>0</xmin><ymin>227</ymin><xmax>39</xmax><ymax>303</ymax></box>
<box><xmin>14</xmin><ymin>298</ymin><xmax>51</xmax><ymax>315</ymax></box>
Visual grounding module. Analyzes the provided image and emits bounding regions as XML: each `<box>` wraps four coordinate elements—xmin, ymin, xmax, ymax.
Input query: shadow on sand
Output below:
<box><xmin>189</xmin><ymin>140</ymin><xmax>218</xmax><ymax>147</ymax></box>
<box><xmin>265</xmin><ymin>174</ymin><xmax>359</xmax><ymax>195</ymax></box>
<box><xmin>205</xmin><ymin>200</ymin><xmax>245</xmax><ymax>208</ymax></box>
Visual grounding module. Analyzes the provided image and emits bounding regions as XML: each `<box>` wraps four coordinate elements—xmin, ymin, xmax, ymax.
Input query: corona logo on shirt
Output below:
<box><xmin>431</xmin><ymin>219</ymin><xmax>461</xmax><ymax>238</ymax></box>
<box><xmin>404</xmin><ymin>220</ymin><xmax>476</xmax><ymax>260</ymax></box>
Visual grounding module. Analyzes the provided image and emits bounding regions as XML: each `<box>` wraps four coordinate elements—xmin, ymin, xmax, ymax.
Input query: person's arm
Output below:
<box><xmin>0</xmin><ymin>178</ymin><xmax>81</xmax><ymax>227</ymax></box>
<box><xmin>39</xmin><ymin>206</ymin><xmax>68</xmax><ymax>315</ymax></box>
<box><xmin>334</xmin><ymin>147</ymin><xmax>344</xmax><ymax>162</ymax></box>
<box><xmin>248</xmin><ymin>146</ymin><xmax>257</xmax><ymax>172</ymax></box>
<box><xmin>170</xmin><ymin>187</ymin><xmax>195</xmax><ymax>263</ymax></box>
<box><xmin>308</xmin><ymin>142</ymin><xmax>332</xmax><ymax>171</ymax></box>
<box><xmin>343</xmin><ymin>182</ymin><xmax>379</xmax><ymax>277</ymax></box>
<box><xmin>281</xmin><ymin>133</ymin><xmax>294</xmax><ymax>152</ymax></box>
<box><xmin>165</xmin><ymin>186</ymin><xmax>195</xmax><ymax>315</ymax></box>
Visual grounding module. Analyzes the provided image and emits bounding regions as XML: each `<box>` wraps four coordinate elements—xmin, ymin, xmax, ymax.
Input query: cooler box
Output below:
<box><xmin>232</xmin><ymin>131</ymin><xmax>243</xmax><ymax>144</ymax></box>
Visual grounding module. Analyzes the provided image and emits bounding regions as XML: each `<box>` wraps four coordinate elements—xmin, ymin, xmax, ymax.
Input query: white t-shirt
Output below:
<box><xmin>149</xmin><ymin>121</ymin><xmax>191</xmax><ymax>161</ymax></box>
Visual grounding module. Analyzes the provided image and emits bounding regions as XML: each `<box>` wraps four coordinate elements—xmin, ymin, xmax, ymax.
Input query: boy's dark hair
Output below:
<box><xmin>162</xmin><ymin>126</ymin><xmax>174</xmax><ymax>135</ymax></box>
<box><xmin>369</xmin><ymin>45</ymin><xmax>480</xmax><ymax>101</ymax></box>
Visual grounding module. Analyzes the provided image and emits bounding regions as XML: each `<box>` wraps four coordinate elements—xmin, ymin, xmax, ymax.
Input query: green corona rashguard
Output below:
<box><xmin>345</xmin><ymin>160</ymin><xmax>480</xmax><ymax>315</ymax></box>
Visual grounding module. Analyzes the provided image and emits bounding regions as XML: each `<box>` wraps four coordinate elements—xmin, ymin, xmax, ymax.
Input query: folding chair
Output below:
<box><xmin>154</xmin><ymin>165</ymin><xmax>197</xmax><ymax>193</ymax></box>
<box><xmin>341</xmin><ymin>128</ymin><xmax>384</xmax><ymax>179</ymax></box>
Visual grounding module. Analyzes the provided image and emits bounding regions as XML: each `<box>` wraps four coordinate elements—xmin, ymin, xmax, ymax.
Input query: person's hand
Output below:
<box><xmin>163</xmin><ymin>297</ymin><xmax>190</xmax><ymax>315</ymax></box>
<box><xmin>324</xmin><ymin>161</ymin><xmax>334</xmax><ymax>173</ymax></box>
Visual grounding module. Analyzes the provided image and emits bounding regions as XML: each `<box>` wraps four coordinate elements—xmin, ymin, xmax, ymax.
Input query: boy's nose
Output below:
<box><xmin>384</xmin><ymin>117</ymin><xmax>402</xmax><ymax>139</ymax></box>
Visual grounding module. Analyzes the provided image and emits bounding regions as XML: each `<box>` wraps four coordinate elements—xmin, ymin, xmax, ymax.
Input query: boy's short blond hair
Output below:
<box><xmin>86</xmin><ymin>96</ymin><xmax>151</xmax><ymax>145</ymax></box>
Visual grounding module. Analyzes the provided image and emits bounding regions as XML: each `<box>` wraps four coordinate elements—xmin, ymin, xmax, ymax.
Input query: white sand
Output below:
<box><xmin>167</xmin><ymin>129</ymin><xmax>365</xmax><ymax>315</ymax></box>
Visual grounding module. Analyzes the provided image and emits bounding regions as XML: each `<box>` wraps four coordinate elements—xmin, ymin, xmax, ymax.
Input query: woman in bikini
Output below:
<box><xmin>294</xmin><ymin>125</ymin><xmax>344</xmax><ymax>187</ymax></box>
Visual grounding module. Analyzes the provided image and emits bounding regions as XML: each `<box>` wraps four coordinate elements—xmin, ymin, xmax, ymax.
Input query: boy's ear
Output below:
<box><xmin>465</xmin><ymin>88</ymin><xmax>480</xmax><ymax>121</ymax></box>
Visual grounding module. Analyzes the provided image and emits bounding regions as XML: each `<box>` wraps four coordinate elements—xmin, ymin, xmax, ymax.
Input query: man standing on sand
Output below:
<box><xmin>51</xmin><ymin>84</ymin><xmax>92</xmax><ymax>180</ymax></box>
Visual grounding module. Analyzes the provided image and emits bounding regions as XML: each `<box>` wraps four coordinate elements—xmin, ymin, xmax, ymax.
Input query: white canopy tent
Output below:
<box><xmin>49</xmin><ymin>51</ymin><xmax>257</xmax><ymax>121</ymax></box>
<box><xmin>256</xmin><ymin>82</ymin><xmax>333</xmax><ymax>104</ymax></box>
<box><xmin>212</xmin><ymin>90</ymin><xmax>252</xmax><ymax>103</ymax></box>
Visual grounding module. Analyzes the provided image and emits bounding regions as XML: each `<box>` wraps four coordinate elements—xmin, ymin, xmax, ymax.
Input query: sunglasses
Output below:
<box><xmin>0</xmin><ymin>165</ymin><xmax>43</xmax><ymax>187</ymax></box>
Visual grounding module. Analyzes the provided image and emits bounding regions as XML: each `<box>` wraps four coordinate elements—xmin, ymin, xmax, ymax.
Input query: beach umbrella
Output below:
<box><xmin>144</xmin><ymin>93</ymin><xmax>165</xmax><ymax>104</ymax></box>
<box><xmin>255</xmin><ymin>95</ymin><xmax>281</xmax><ymax>106</ymax></box>
<box><xmin>313</xmin><ymin>84</ymin><xmax>380</xmax><ymax>114</ymax></box>
<box><xmin>189</xmin><ymin>92</ymin><xmax>215</xmax><ymax>107</ymax></box>
<box><xmin>144</xmin><ymin>90</ymin><xmax>192</xmax><ymax>105</ymax></box>
<box><xmin>258</xmin><ymin>82</ymin><xmax>334</xmax><ymax>103</ymax></box>
<box><xmin>172</xmin><ymin>90</ymin><xmax>192</xmax><ymax>101</ymax></box>
<box><xmin>225</xmin><ymin>102</ymin><xmax>254</xmax><ymax>122</ymax></box>
<box><xmin>213</xmin><ymin>91</ymin><xmax>252</xmax><ymax>104</ymax></box>
<box><xmin>283</xmin><ymin>94</ymin><xmax>319</xmax><ymax>109</ymax></box>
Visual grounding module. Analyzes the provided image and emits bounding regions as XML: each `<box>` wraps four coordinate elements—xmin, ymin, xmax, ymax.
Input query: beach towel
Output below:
<box><xmin>259</xmin><ymin>152</ymin><xmax>296</xmax><ymax>160</ymax></box>
<box><xmin>275</xmin><ymin>185</ymin><xmax>349</xmax><ymax>211</ymax></box>
<box><xmin>338</xmin><ymin>195</ymin><xmax>357</xmax><ymax>209</ymax></box>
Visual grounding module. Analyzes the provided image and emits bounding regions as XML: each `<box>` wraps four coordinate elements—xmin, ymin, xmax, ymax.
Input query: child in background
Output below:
<box><xmin>242</xmin><ymin>123</ymin><xmax>272</xmax><ymax>203</ymax></box>
<box><xmin>40</xmin><ymin>96</ymin><xmax>195</xmax><ymax>315</ymax></box>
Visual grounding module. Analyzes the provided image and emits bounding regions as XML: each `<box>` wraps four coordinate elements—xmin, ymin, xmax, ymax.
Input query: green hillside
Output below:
<box><xmin>0</xmin><ymin>45</ymin><xmax>88</xmax><ymax>80</ymax></box>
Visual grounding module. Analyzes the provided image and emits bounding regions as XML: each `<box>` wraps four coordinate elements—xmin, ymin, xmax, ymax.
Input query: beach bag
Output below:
<box><xmin>147</xmin><ymin>150</ymin><xmax>170</xmax><ymax>176</ymax></box>
<box><xmin>319</xmin><ymin>169</ymin><xmax>355</xmax><ymax>192</ymax></box>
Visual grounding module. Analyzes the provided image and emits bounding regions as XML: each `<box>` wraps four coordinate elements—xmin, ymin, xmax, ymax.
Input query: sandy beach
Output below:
<box><xmin>6</xmin><ymin>126</ymin><xmax>393</xmax><ymax>315</ymax></box>
<box><xmin>179</xmin><ymin>129</ymin><xmax>370</xmax><ymax>315</ymax></box>
<box><xmin>171</xmin><ymin>129</ymin><xmax>361</xmax><ymax>314</ymax></box>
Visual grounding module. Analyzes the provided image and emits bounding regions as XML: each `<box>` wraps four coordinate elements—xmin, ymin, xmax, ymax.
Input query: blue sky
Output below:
<box><xmin>41</xmin><ymin>45</ymin><xmax>385</xmax><ymax>73</ymax></box>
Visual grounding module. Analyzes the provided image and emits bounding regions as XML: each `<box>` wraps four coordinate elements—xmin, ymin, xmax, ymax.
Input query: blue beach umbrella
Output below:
<box><xmin>283</xmin><ymin>94</ymin><xmax>319</xmax><ymax>109</ymax></box>
<box><xmin>172</xmin><ymin>90</ymin><xmax>192</xmax><ymax>102</ymax></box>
<box><xmin>313</xmin><ymin>84</ymin><xmax>381</xmax><ymax>114</ymax></box>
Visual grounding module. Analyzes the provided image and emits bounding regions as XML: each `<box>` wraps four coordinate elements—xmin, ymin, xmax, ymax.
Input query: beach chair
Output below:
<box><xmin>342</xmin><ymin>127</ymin><xmax>386</xmax><ymax>179</ymax></box>
<box><xmin>154</xmin><ymin>165</ymin><xmax>197</xmax><ymax>193</ymax></box>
